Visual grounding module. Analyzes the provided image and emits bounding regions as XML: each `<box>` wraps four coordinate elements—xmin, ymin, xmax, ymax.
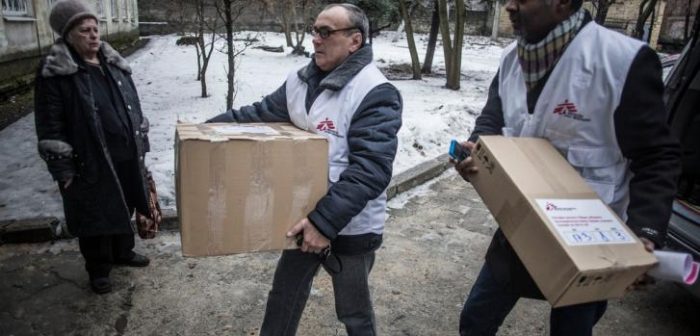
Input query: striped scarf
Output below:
<box><xmin>517</xmin><ymin>9</ymin><xmax>586</xmax><ymax>91</ymax></box>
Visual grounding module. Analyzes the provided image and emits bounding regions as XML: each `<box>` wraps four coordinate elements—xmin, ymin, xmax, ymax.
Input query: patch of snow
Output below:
<box><xmin>0</xmin><ymin>32</ymin><xmax>505</xmax><ymax>220</ymax></box>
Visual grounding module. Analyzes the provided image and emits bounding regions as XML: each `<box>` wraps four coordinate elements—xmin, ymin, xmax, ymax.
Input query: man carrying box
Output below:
<box><xmin>207</xmin><ymin>4</ymin><xmax>402</xmax><ymax>335</ymax></box>
<box><xmin>453</xmin><ymin>0</ymin><xmax>681</xmax><ymax>334</ymax></box>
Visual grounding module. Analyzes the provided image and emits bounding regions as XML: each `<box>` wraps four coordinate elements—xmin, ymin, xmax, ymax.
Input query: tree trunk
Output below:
<box><xmin>633</xmin><ymin>0</ymin><xmax>657</xmax><ymax>39</ymax></box>
<box><xmin>224</xmin><ymin>0</ymin><xmax>235</xmax><ymax>110</ymax></box>
<box><xmin>281</xmin><ymin>1</ymin><xmax>293</xmax><ymax>47</ymax></box>
<box><xmin>438</xmin><ymin>0</ymin><xmax>464</xmax><ymax>90</ymax></box>
<box><xmin>447</xmin><ymin>0</ymin><xmax>465</xmax><ymax>90</ymax></box>
<box><xmin>290</xmin><ymin>2</ymin><xmax>302</xmax><ymax>54</ymax></box>
<box><xmin>199</xmin><ymin>37</ymin><xmax>209</xmax><ymax>98</ymax></box>
<box><xmin>437</xmin><ymin>0</ymin><xmax>453</xmax><ymax>75</ymax></box>
<box><xmin>399</xmin><ymin>0</ymin><xmax>421</xmax><ymax>79</ymax></box>
<box><xmin>195</xmin><ymin>42</ymin><xmax>202</xmax><ymax>81</ymax></box>
<box><xmin>595</xmin><ymin>0</ymin><xmax>612</xmax><ymax>25</ymax></box>
<box><xmin>422</xmin><ymin>0</ymin><xmax>439</xmax><ymax>74</ymax></box>
<box><xmin>201</xmin><ymin>34</ymin><xmax>217</xmax><ymax>98</ymax></box>
<box><xmin>196</xmin><ymin>1</ymin><xmax>216</xmax><ymax>98</ymax></box>
<box><xmin>197</xmin><ymin>1</ymin><xmax>208</xmax><ymax>97</ymax></box>
<box><xmin>200</xmin><ymin>67</ymin><xmax>208</xmax><ymax>97</ymax></box>
<box><xmin>392</xmin><ymin>20</ymin><xmax>405</xmax><ymax>43</ymax></box>
<box><xmin>290</xmin><ymin>0</ymin><xmax>309</xmax><ymax>55</ymax></box>
<box><xmin>491</xmin><ymin>0</ymin><xmax>501</xmax><ymax>40</ymax></box>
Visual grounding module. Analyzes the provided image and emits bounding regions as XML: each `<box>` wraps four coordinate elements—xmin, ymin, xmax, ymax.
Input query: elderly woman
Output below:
<box><xmin>34</xmin><ymin>0</ymin><xmax>150</xmax><ymax>294</ymax></box>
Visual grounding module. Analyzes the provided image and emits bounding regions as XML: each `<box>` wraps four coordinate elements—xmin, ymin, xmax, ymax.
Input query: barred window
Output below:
<box><xmin>121</xmin><ymin>0</ymin><xmax>127</xmax><ymax>19</ymax></box>
<box><xmin>2</xmin><ymin>0</ymin><xmax>29</xmax><ymax>16</ymax></box>
<box><xmin>130</xmin><ymin>0</ymin><xmax>136</xmax><ymax>23</ymax></box>
<box><xmin>96</xmin><ymin>0</ymin><xmax>106</xmax><ymax>18</ymax></box>
<box><xmin>110</xmin><ymin>0</ymin><xmax>118</xmax><ymax>18</ymax></box>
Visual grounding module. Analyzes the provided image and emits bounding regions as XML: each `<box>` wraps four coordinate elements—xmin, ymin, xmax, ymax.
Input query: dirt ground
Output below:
<box><xmin>1</xmin><ymin>171</ymin><xmax>699</xmax><ymax>335</ymax></box>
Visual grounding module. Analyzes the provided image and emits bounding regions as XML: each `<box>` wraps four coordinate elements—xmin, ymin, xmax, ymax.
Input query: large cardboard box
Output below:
<box><xmin>470</xmin><ymin>136</ymin><xmax>657</xmax><ymax>307</ymax></box>
<box><xmin>175</xmin><ymin>123</ymin><xmax>328</xmax><ymax>257</ymax></box>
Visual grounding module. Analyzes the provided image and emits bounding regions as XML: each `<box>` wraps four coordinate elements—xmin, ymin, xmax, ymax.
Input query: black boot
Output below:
<box><xmin>90</xmin><ymin>277</ymin><xmax>112</xmax><ymax>294</ymax></box>
<box><xmin>115</xmin><ymin>253</ymin><xmax>150</xmax><ymax>267</ymax></box>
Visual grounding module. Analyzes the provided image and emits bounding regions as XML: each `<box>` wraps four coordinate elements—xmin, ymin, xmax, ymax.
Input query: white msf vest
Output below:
<box><xmin>286</xmin><ymin>63</ymin><xmax>389</xmax><ymax>236</ymax></box>
<box><xmin>498</xmin><ymin>22</ymin><xmax>644</xmax><ymax>219</ymax></box>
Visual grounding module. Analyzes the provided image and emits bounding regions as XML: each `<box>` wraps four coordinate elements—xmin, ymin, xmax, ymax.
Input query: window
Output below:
<box><xmin>45</xmin><ymin>0</ymin><xmax>58</xmax><ymax>8</ymax></box>
<box><xmin>2</xmin><ymin>0</ymin><xmax>29</xmax><ymax>16</ymax></box>
<box><xmin>121</xmin><ymin>0</ymin><xmax>127</xmax><ymax>19</ymax></box>
<box><xmin>110</xmin><ymin>0</ymin><xmax>118</xmax><ymax>19</ymax></box>
<box><xmin>96</xmin><ymin>0</ymin><xmax>106</xmax><ymax>18</ymax></box>
<box><xmin>130</xmin><ymin>0</ymin><xmax>136</xmax><ymax>23</ymax></box>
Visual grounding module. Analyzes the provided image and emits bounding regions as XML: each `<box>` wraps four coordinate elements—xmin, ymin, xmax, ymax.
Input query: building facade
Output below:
<box><xmin>658</xmin><ymin>0</ymin><xmax>698</xmax><ymax>49</ymax></box>
<box><xmin>0</xmin><ymin>0</ymin><xmax>139</xmax><ymax>93</ymax></box>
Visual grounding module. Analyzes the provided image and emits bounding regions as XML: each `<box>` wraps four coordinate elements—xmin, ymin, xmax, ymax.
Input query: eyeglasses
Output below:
<box><xmin>310</xmin><ymin>26</ymin><xmax>360</xmax><ymax>39</ymax></box>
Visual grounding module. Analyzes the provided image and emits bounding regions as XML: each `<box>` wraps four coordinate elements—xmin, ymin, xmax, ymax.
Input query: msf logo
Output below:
<box><xmin>316</xmin><ymin>118</ymin><xmax>342</xmax><ymax>137</ymax></box>
<box><xmin>553</xmin><ymin>100</ymin><xmax>590</xmax><ymax>122</ymax></box>
<box><xmin>545</xmin><ymin>202</ymin><xmax>575</xmax><ymax>211</ymax></box>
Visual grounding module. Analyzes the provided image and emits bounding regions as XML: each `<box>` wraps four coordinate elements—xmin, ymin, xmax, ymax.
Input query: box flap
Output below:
<box><xmin>176</xmin><ymin>123</ymin><xmax>327</xmax><ymax>142</ymax></box>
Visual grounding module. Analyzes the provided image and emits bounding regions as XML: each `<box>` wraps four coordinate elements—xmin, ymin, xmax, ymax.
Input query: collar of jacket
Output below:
<box><xmin>297</xmin><ymin>45</ymin><xmax>373</xmax><ymax>91</ymax></box>
<box><xmin>41</xmin><ymin>38</ymin><xmax>131</xmax><ymax>78</ymax></box>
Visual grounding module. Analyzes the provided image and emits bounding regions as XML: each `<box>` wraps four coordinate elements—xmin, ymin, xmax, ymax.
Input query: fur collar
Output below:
<box><xmin>41</xmin><ymin>39</ymin><xmax>131</xmax><ymax>77</ymax></box>
<box><xmin>298</xmin><ymin>46</ymin><xmax>373</xmax><ymax>91</ymax></box>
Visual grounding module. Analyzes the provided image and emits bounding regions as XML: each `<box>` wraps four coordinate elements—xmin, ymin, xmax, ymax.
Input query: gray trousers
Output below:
<box><xmin>260</xmin><ymin>248</ymin><xmax>377</xmax><ymax>336</ymax></box>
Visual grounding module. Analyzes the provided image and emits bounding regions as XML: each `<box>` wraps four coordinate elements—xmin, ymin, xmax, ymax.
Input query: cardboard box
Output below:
<box><xmin>470</xmin><ymin>136</ymin><xmax>657</xmax><ymax>307</ymax></box>
<box><xmin>175</xmin><ymin>123</ymin><xmax>328</xmax><ymax>257</ymax></box>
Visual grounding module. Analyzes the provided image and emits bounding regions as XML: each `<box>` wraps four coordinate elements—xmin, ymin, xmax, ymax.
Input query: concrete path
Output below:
<box><xmin>1</xmin><ymin>171</ymin><xmax>699</xmax><ymax>335</ymax></box>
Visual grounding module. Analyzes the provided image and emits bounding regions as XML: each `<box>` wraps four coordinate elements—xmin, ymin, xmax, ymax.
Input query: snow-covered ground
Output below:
<box><xmin>0</xmin><ymin>32</ymin><xmax>507</xmax><ymax>220</ymax></box>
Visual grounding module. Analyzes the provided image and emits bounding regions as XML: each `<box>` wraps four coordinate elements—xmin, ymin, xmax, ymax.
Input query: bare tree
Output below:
<box><xmin>260</xmin><ymin>0</ymin><xmax>294</xmax><ymax>47</ymax></box>
<box><xmin>399</xmin><ymin>0</ymin><xmax>422</xmax><ymax>79</ymax></box>
<box><xmin>438</xmin><ymin>0</ymin><xmax>466</xmax><ymax>90</ymax></box>
<box><xmin>422</xmin><ymin>0</ymin><xmax>440</xmax><ymax>74</ymax></box>
<box><xmin>490</xmin><ymin>0</ymin><xmax>501</xmax><ymax>40</ymax></box>
<box><xmin>193</xmin><ymin>0</ymin><xmax>220</xmax><ymax>98</ymax></box>
<box><xmin>216</xmin><ymin>0</ymin><xmax>254</xmax><ymax>110</ymax></box>
<box><xmin>632</xmin><ymin>0</ymin><xmax>659</xmax><ymax>40</ymax></box>
<box><xmin>593</xmin><ymin>0</ymin><xmax>616</xmax><ymax>24</ymax></box>
<box><xmin>171</xmin><ymin>0</ymin><xmax>202</xmax><ymax>80</ymax></box>
<box><xmin>264</xmin><ymin>0</ymin><xmax>317</xmax><ymax>55</ymax></box>
<box><xmin>290</xmin><ymin>0</ymin><xmax>316</xmax><ymax>55</ymax></box>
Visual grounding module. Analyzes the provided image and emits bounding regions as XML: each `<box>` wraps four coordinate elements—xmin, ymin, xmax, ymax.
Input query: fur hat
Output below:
<box><xmin>49</xmin><ymin>0</ymin><xmax>98</xmax><ymax>36</ymax></box>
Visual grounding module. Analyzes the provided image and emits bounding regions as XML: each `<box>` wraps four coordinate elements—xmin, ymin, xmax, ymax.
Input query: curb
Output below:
<box><xmin>0</xmin><ymin>154</ymin><xmax>452</xmax><ymax>244</ymax></box>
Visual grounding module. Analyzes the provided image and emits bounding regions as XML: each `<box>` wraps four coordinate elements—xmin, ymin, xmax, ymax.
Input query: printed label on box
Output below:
<box><xmin>210</xmin><ymin>125</ymin><xmax>280</xmax><ymax>136</ymax></box>
<box><xmin>535</xmin><ymin>199</ymin><xmax>635</xmax><ymax>246</ymax></box>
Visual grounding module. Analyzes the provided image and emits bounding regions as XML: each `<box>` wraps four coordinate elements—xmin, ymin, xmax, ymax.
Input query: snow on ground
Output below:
<box><xmin>0</xmin><ymin>31</ymin><xmax>506</xmax><ymax>220</ymax></box>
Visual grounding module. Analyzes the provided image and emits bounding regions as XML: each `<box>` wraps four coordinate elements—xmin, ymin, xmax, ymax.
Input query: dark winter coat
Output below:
<box><xmin>468</xmin><ymin>14</ymin><xmax>681</xmax><ymax>298</ymax></box>
<box><xmin>34</xmin><ymin>39</ymin><xmax>150</xmax><ymax>237</ymax></box>
<box><xmin>208</xmin><ymin>46</ymin><xmax>402</xmax><ymax>254</ymax></box>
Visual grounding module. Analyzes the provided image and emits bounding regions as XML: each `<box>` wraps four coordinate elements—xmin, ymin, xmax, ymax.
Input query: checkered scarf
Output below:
<box><xmin>517</xmin><ymin>9</ymin><xmax>586</xmax><ymax>91</ymax></box>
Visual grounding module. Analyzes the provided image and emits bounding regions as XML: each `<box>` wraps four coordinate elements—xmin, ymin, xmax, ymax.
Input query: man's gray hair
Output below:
<box><xmin>323</xmin><ymin>3</ymin><xmax>369</xmax><ymax>45</ymax></box>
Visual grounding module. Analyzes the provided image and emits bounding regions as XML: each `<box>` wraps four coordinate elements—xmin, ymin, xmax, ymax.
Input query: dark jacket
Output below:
<box><xmin>468</xmin><ymin>16</ymin><xmax>682</xmax><ymax>298</ymax></box>
<box><xmin>34</xmin><ymin>39</ymin><xmax>150</xmax><ymax>237</ymax></box>
<box><xmin>209</xmin><ymin>46</ymin><xmax>403</xmax><ymax>253</ymax></box>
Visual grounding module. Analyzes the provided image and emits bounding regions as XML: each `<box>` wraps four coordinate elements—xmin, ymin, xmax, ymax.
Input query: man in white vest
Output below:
<box><xmin>208</xmin><ymin>4</ymin><xmax>402</xmax><ymax>335</ymax></box>
<box><xmin>453</xmin><ymin>0</ymin><xmax>681</xmax><ymax>334</ymax></box>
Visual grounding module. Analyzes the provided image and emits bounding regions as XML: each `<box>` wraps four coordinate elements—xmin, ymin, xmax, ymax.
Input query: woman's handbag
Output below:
<box><xmin>135</xmin><ymin>171</ymin><xmax>162</xmax><ymax>239</ymax></box>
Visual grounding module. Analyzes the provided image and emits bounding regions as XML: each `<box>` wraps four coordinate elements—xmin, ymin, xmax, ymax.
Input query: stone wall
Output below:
<box><xmin>137</xmin><ymin>0</ymin><xmax>282</xmax><ymax>35</ymax></box>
